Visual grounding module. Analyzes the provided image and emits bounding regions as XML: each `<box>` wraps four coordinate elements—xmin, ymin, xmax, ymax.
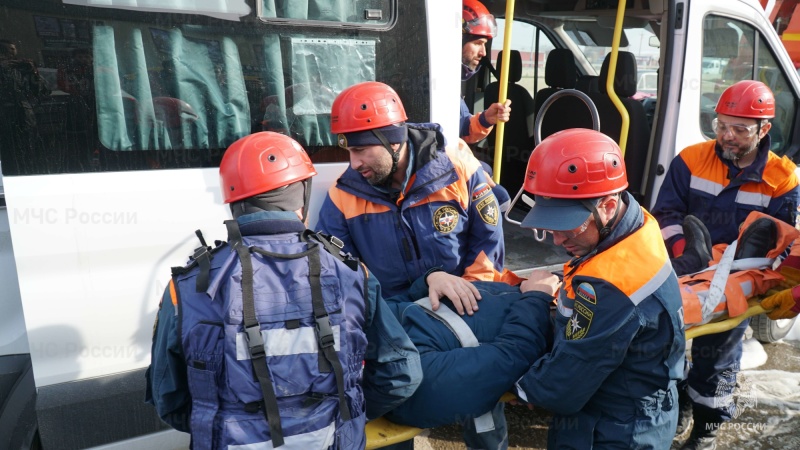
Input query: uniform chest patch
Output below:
<box><xmin>475</xmin><ymin>193</ymin><xmax>499</xmax><ymax>226</ymax></box>
<box><xmin>433</xmin><ymin>205</ymin><xmax>459</xmax><ymax>233</ymax></box>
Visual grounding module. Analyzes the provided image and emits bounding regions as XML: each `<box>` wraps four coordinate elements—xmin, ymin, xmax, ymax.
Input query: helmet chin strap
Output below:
<box><xmin>372</xmin><ymin>129</ymin><xmax>403</xmax><ymax>184</ymax></box>
<box><xmin>581</xmin><ymin>195</ymin><xmax>621</xmax><ymax>241</ymax></box>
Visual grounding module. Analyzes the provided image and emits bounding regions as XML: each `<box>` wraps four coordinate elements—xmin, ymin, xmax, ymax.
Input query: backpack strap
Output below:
<box><xmin>227</xmin><ymin>220</ymin><xmax>285</xmax><ymax>447</ymax></box>
<box><xmin>301</xmin><ymin>229</ymin><xmax>359</xmax><ymax>271</ymax></box>
<box><xmin>169</xmin><ymin>230</ymin><xmax>226</xmax><ymax>285</ymax></box>
<box><xmin>307</xmin><ymin>247</ymin><xmax>352</xmax><ymax>421</ymax></box>
<box><xmin>250</xmin><ymin>243</ymin><xmax>352</xmax><ymax>422</ymax></box>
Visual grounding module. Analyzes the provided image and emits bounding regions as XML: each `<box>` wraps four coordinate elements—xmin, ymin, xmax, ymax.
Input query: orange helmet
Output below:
<box><xmin>523</xmin><ymin>128</ymin><xmax>627</xmax><ymax>199</ymax></box>
<box><xmin>219</xmin><ymin>132</ymin><xmax>316</xmax><ymax>204</ymax></box>
<box><xmin>330</xmin><ymin>81</ymin><xmax>407</xmax><ymax>134</ymax></box>
<box><xmin>715</xmin><ymin>80</ymin><xmax>775</xmax><ymax>119</ymax></box>
<box><xmin>463</xmin><ymin>0</ymin><xmax>496</xmax><ymax>39</ymax></box>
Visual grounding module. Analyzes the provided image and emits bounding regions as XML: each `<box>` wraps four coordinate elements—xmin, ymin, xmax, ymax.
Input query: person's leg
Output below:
<box><xmin>461</xmin><ymin>402</ymin><xmax>508</xmax><ymax>450</ymax></box>
<box><xmin>681</xmin><ymin>319</ymin><xmax>749</xmax><ymax>449</ymax></box>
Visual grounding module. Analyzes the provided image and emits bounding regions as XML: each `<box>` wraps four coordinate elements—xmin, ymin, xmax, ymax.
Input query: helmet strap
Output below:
<box><xmin>581</xmin><ymin>194</ymin><xmax>621</xmax><ymax>241</ymax></box>
<box><xmin>372</xmin><ymin>129</ymin><xmax>403</xmax><ymax>182</ymax></box>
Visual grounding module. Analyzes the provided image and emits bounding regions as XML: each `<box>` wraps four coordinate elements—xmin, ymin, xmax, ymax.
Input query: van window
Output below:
<box><xmin>0</xmin><ymin>0</ymin><xmax>422</xmax><ymax>177</ymax></box>
<box><xmin>700</xmin><ymin>15</ymin><xmax>797</xmax><ymax>155</ymax></box>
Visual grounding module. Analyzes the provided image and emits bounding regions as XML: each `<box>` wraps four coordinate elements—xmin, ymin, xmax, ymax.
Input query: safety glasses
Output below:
<box><xmin>541</xmin><ymin>215</ymin><xmax>592</xmax><ymax>240</ymax></box>
<box><xmin>712</xmin><ymin>118</ymin><xmax>760</xmax><ymax>139</ymax></box>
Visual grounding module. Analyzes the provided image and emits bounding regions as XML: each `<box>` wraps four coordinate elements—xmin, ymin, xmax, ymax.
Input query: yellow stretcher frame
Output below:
<box><xmin>364</xmin><ymin>297</ymin><xmax>781</xmax><ymax>449</ymax></box>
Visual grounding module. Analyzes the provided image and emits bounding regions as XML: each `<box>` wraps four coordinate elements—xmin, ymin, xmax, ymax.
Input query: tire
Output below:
<box><xmin>750</xmin><ymin>314</ymin><xmax>798</xmax><ymax>343</ymax></box>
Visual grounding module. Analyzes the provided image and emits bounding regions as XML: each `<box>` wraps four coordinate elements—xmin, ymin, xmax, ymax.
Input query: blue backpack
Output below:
<box><xmin>172</xmin><ymin>221</ymin><xmax>369</xmax><ymax>449</ymax></box>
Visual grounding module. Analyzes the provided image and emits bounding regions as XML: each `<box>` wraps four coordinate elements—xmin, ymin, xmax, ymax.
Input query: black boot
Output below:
<box><xmin>679</xmin><ymin>405</ymin><xmax>722</xmax><ymax>450</ymax></box>
<box><xmin>735</xmin><ymin>217</ymin><xmax>778</xmax><ymax>260</ymax></box>
<box><xmin>674</xmin><ymin>383</ymin><xmax>693</xmax><ymax>437</ymax></box>
<box><xmin>675</xmin><ymin>215</ymin><xmax>713</xmax><ymax>274</ymax></box>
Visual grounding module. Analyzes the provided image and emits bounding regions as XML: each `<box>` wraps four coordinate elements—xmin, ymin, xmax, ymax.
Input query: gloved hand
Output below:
<box><xmin>761</xmin><ymin>285</ymin><xmax>800</xmax><ymax>320</ymax></box>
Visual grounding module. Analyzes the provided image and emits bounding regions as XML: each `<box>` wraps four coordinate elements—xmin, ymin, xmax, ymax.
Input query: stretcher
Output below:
<box><xmin>363</xmin><ymin>294</ymin><xmax>783</xmax><ymax>449</ymax></box>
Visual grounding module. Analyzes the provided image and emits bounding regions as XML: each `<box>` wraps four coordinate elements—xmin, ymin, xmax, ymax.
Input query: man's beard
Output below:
<box><xmin>364</xmin><ymin>167</ymin><xmax>392</xmax><ymax>186</ymax></box>
<box><xmin>720</xmin><ymin>139</ymin><xmax>758</xmax><ymax>162</ymax></box>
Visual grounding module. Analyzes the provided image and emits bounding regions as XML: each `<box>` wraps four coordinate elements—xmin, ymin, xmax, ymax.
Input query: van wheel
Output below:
<box><xmin>751</xmin><ymin>314</ymin><xmax>797</xmax><ymax>343</ymax></box>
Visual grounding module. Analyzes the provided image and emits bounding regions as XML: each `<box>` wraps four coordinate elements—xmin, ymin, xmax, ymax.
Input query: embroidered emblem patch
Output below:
<box><xmin>476</xmin><ymin>194</ymin><xmax>499</xmax><ymax>226</ymax></box>
<box><xmin>433</xmin><ymin>205</ymin><xmax>459</xmax><ymax>233</ymax></box>
<box><xmin>472</xmin><ymin>183</ymin><xmax>492</xmax><ymax>201</ymax></box>
<box><xmin>576</xmin><ymin>282</ymin><xmax>596</xmax><ymax>305</ymax></box>
<box><xmin>337</xmin><ymin>133</ymin><xmax>348</xmax><ymax>148</ymax></box>
<box><xmin>566</xmin><ymin>300</ymin><xmax>593</xmax><ymax>340</ymax></box>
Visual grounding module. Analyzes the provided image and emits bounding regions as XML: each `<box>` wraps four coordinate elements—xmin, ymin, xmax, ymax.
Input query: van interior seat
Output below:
<box><xmin>533</xmin><ymin>48</ymin><xmax>596</xmax><ymax>143</ymax></box>
<box><xmin>484</xmin><ymin>49</ymin><xmax>536</xmax><ymax>196</ymax></box>
<box><xmin>576</xmin><ymin>74</ymin><xmax>599</xmax><ymax>94</ymax></box>
<box><xmin>588</xmin><ymin>51</ymin><xmax>651</xmax><ymax>198</ymax></box>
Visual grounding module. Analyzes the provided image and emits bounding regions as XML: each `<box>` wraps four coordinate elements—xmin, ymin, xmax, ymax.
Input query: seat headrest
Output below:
<box><xmin>598</xmin><ymin>51</ymin><xmax>637</xmax><ymax>98</ymax></box>
<box><xmin>496</xmin><ymin>49</ymin><xmax>523</xmax><ymax>83</ymax></box>
<box><xmin>544</xmin><ymin>49</ymin><xmax>577</xmax><ymax>89</ymax></box>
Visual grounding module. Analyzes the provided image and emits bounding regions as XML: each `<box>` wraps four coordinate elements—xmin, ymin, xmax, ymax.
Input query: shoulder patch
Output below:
<box><xmin>433</xmin><ymin>205</ymin><xmax>459</xmax><ymax>233</ymax></box>
<box><xmin>472</xmin><ymin>183</ymin><xmax>492</xmax><ymax>201</ymax></box>
<box><xmin>475</xmin><ymin>193</ymin><xmax>499</xmax><ymax>226</ymax></box>
<box><xmin>576</xmin><ymin>282</ymin><xmax>596</xmax><ymax>305</ymax></box>
<box><xmin>566</xmin><ymin>299</ymin><xmax>593</xmax><ymax>340</ymax></box>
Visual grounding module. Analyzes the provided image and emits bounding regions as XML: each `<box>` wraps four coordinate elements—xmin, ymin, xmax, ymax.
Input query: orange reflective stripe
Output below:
<box><xmin>328</xmin><ymin>187</ymin><xmax>391</xmax><ymax>220</ymax></box>
<box><xmin>169</xmin><ymin>279</ymin><xmax>178</xmax><ymax>306</ymax></box>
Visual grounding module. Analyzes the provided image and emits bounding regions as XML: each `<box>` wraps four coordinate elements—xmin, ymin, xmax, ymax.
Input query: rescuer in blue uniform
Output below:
<box><xmin>514</xmin><ymin>129</ymin><xmax>685</xmax><ymax>449</ymax></box>
<box><xmin>145</xmin><ymin>132</ymin><xmax>421</xmax><ymax>449</ymax></box>
<box><xmin>652</xmin><ymin>80</ymin><xmax>800</xmax><ymax>449</ymax></box>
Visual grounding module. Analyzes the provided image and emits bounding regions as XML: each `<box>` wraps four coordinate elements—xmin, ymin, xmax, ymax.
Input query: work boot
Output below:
<box><xmin>735</xmin><ymin>217</ymin><xmax>778</xmax><ymax>260</ymax></box>
<box><xmin>681</xmin><ymin>215</ymin><xmax>713</xmax><ymax>272</ymax></box>
<box><xmin>679</xmin><ymin>405</ymin><xmax>722</xmax><ymax>450</ymax></box>
<box><xmin>674</xmin><ymin>384</ymin><xmax>693</xmax><ymax>437</ymax></box>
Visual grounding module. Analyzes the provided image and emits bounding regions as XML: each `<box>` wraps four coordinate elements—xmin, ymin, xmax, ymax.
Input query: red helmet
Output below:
<box><xmin>330</xmin><ymin>81</ymin><xmax>407</xmax><ymax>134</ymax></box>
<box><xmin>523</xmin><ymin>129</ymin><xmax>628</xmax><ymax>198</ymax></box>
<box><xmin>219</xmin><ymin>132</ymin><xmax>316</xmax><ymax>204</ymax></box>
<box><xmin>463</xmin><ymin>0</ymin><xmax>496</xmax><ymax>39</ymax></box>
<box><xmin>715</xmin><ymin>80</ymin><xmax>775</xmax><ymax>119</ymax></box>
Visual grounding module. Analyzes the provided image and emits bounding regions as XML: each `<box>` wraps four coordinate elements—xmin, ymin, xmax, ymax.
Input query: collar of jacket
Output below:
<box><xmin>236</xmin><ymin>211</ymin><xmax>306</xmax><ymax>236</ymax></box>
<box><xmin>714</xmin><ymin>133</ymin><xmax>772</xmax><ymax>183</ymax></box>
<box><xmin>569</xmin><ymin>191</ymin><xmax>644</xmax><ymax>267</ymax></box>
<box><xmin>336</xmin><ymin>122</ymin><xmax>456</xmax><ymax>207</ymax></box>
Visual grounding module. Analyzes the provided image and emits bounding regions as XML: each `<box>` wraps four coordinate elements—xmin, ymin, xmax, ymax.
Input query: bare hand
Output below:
<box><xmin>427</xmin><ymin>271</ymin><xmax>482</xmax><ymax>315</ymax></box>
<box><xmin>484</xmin><ymin>99</ymin><xmax>512</xmax><ymax>125</ymax></box>
<box><xmin>520</xmin><ymin>270</ymin><xmax>562</xmax><ymax>296</ymax></box>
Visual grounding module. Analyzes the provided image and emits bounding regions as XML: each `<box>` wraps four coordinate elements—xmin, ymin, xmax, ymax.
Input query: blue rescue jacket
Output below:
<box><xmin>145</xmin><ymin>211</ymin><xmax>421</xmax><ymax>449</ymax></box>
<box><xmin>516</xmin><ymin>193</ymin><xmax>685</xmax><ymax>449</ymax></box>
<box><xmin>652</xmin><ymin>137</ymin><xmax>800</xmax><ymax>251</ymax></box>
<box><xmin>316</xmin><ymin>123</ymin><xmax>506</xmax><ymax>297</ymax></box>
